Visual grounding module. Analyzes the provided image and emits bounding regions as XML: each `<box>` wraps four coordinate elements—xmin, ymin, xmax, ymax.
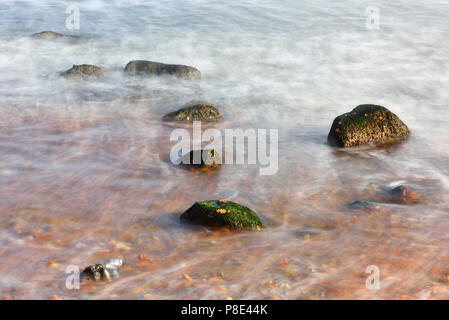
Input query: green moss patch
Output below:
<box><xmin>181</xmin><ymin>200</ymin><xmax>263</xmax><ymax>231</ymax></box>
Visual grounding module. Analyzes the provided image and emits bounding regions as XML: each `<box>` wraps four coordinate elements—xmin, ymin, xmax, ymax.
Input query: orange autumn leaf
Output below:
<box><xmin>278</xmin><ymin>258</ymin><xmax>289</xmax><ymax>266</ymax></box>
<box><xmin>183</xmin><ymin>273</ymin><xmax>193</xmax><ymax>281</ymax></box>
<box><xmin>138</xmin><ymin>254</ymin><xmax>151</xmax><ymax>261</ymax></box>
<box><xmin>48</xmin><ymin>261</ymin><xmax>59</xmax><ymax>268</ymax></box>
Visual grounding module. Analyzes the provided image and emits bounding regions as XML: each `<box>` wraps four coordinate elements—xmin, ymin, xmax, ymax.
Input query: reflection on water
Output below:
<box><xmin>1</xmin><ymin>0</ymin><xmax>449</xmax><ymax>299</ymax></box>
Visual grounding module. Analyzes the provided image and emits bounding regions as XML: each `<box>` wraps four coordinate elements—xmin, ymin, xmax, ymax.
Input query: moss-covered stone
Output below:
<box><xmin>31</xmin><ymin>31</ymin><xmax>66</xmax><ymax>39</ymax></box>
<box><xmin>163</xmin><ymin>102</ymin><xmax>222</xmax><ymax>122</ymax></box>
<box><xmin>60</xmin><ymin>64</ymin><xmax>105</xmax><ymax>80</ymax></box>
<box><xmin>180</xmin><ymin>149</ymin><xmax>221</xmax><ymax>168</ymax></box>
<box><xmin>328</xmin><ymin>105</ymin><xmax>409</xmax><ymax>148</ymax></box>
<box><xmin>124</xmin><ymin>60</ymin><xmax>201</xmax><ymax>80</ymax></box>
<box><xmin>181</xmin><ymin>200</ymin><xmax>263</xmax><ymax>230</ymax></box>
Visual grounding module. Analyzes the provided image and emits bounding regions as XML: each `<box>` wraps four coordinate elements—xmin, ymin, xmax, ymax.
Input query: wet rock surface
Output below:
<box><xmin>162</xmin><ymin>101</ymin><xmax>223</xmax><ymax>122</ymax></box>
<box><xmin>328</xmin><ymin>104</ymin><xmax>409</xmax><ymax>148</ymax></box>
<box><xmin>181</xmin><ymin>200</ymin><xmax>263</xmax><ymax>230</ymax></box>
<box><xmin>31</xmin><ymin>31</ymin><xmax>79</xmax><ymax>40</ymax></box>
<box><xmin>124</xmin><ymin>60</ymin><xmax>201</xmax><ymax>80</ymax></box>
<box><xmin>179</xmin><ymin>149</ymin><xmax>222</xmax><ymax>168</ymax></box>
<box><xmin>60</xmin><ymin>64</ymin><xmax>105</xmax><ymax>80</ymax></box>
<box><xmin>346</xmin><ymin>199</ymin><xmax>392</xmax><ymax>212</ymax></box>
<box><xmin>387</xmin><ymin>185</ymin><xmax>423</xmax><ymax>204</ymax></box>
<box><xmin>81</xmin><ymin>258</ymin><xmax>123</xmax><ymax>282</ymax></box>
<box><xmin>31</xmin><ymin>31</ymin><xmax>66</xmax><ymax>39</ymax></box>
<box><xmin>82</xmin><ymin>264</ymin><xmax>110</xmax><ymax>282</ymax></box>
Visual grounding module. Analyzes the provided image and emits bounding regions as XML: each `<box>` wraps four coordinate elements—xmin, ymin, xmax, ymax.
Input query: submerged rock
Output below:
<box><xmin>124</xmin><ymin>60</ymin><xmax>201</xmax><ymax>80</ymax></box>
<box><xmin>347</xmin><ymin>199</ymin><xmax>389</xmax><ymax>211</ymax></box>
<box><xmin>81</xmin><ymin>258</ymin><xmax>123</xmax><ymax>282</ymax></box>
<box><xmin>387</xmin><ymin>185</ymin><xmax>423</xmax><ymax>204</ymax></box>
<box><xmin>60</xmin><ymin>64</ymin><xmax>105</xmax><ymax>80</ymax></box>
<box><xmin>179</xmin><ymin>149</ymin><xmax>221</xmax><ymax>168</ymax></box>
<box><xmin>181</xmin><ymin>200</ymin><xmax>263</xmax><ymax>230</ymax></box>
<box><xmin>163</xmin><ymin>102</ymin><xmax>222</xmax><ymax>122</ymax></box>
<box><xmin>31</xmin><ymin>31</ymin><xmax>66</xmax><ymax>39</ymax></box>
<box><xmin>328</xmin><ymin>104</ymin><xmax>409</xmax><ymax>148</ymax></box>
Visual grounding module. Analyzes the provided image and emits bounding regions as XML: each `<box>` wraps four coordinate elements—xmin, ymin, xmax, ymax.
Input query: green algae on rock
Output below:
<box><xmin>124</xmin><ymin>60</ymin><xmax>201</xmax><ymax>80</ymax></box>
<box><xmin>180</xmin><ymin>149</ymin><xmax>222</xmax><ymax>168</ymax></box>
<box><xmin>163</xmin><ymin>102</ymin><xmax>223</xmax><ymax>122</ymax></box>
<box><xmin>60</xmin><ymin>64</ymin><xmax>105</xmax><ymax>80</ymax></box>
<box><xmin>181</xmin><ymin>200</ymin><xmax>263</xmax><ymax>230</ymax></box>
<box><xmin>328</xmin><ymin>104</ymin><xmax>409</xmax><ymax>148</ymax></box>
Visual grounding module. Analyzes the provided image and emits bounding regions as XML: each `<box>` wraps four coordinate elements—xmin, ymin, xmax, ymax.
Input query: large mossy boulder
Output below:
<box><xmin>328</xmin><ymin>105</ymin><xmax>409</xmax><ymax>148</ymax></box>
<box><xmin>124</xmin><ymin>60</ymin><xmax>201</xmax><ymax>80</ymax></box>
<box><xmin>162</xmin><ymin>102</ymin><xmax>222</xmax><ymax>122</ymax></box>
<box><xmin>179</xmin><ymin>149</ymin><xmax>221</xmax><ymax>168</ymax></box>
<box><xmin>60</xmin><ymin>64</ymin><xmax>105</xmax><ymax>80</ymax></box>
<box><xmin>181</xmin><ymin>200</ymin><xmax>263</xmax><ymax>230</ymax></box>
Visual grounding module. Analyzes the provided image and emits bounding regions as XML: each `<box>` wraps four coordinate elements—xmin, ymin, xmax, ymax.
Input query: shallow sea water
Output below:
<box><xmin>0</xmin><ymin>0</ymin><xmax>449</xmax><ymax>299</ymax></box>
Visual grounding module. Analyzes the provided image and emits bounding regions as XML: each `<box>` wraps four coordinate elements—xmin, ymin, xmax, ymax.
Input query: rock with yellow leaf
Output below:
<box><xmin>328</xmin><ymin>105</ymin><xmax>409</xmax><ymax>148</ymax></box>
<box><xmin>181</xmin><ymin>200</ymin><xmax>262</xmax><ymax>231</ymax></box>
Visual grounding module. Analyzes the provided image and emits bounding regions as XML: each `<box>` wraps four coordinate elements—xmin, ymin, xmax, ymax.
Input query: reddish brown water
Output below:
<box><xmin>1</xmin><ymin>0</ymin><xmax>449</xmax><ymax>300</ymax></box>
<box><xmin>1</xmin><ymin>98</ymin><xmax>449</xmax><ymax>299</ymax></box>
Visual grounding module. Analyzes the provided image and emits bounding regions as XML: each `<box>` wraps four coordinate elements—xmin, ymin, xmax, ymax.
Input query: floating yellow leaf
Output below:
<box><xmin>183</xmin><ymin>273</ymin><xmax>192</xmax><ymax>281</ymax></box>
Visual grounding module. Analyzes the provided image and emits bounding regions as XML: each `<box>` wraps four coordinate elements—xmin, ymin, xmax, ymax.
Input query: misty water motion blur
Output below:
<box><xmin>0</xmin><ymin>0</ymin><xmax>449</xmax><ymax>299</ymax></box>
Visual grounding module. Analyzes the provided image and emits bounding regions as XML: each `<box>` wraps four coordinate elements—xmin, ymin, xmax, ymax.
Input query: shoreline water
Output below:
<box><xmin>1</xmin><ymin>0</ymin><xmax>449</xmax><ymax>299</ymax></box>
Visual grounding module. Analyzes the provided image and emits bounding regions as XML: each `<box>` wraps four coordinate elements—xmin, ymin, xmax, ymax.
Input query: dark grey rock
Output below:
<box><xmin>179</xmin><ymin>149</ymin><xmax>221</xmax><ymax>168</ymax></box>
<box><xmin>124</xmin><ymin>60</ymin><xmax>200</xmax><ymax>80</ymax></box>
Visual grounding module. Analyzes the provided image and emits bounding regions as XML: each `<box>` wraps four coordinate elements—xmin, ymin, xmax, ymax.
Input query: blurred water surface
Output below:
<box><xmin>0</xmin><ymin>0</ymin><xmax>449</xmax><ymax>299</ymax></box>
